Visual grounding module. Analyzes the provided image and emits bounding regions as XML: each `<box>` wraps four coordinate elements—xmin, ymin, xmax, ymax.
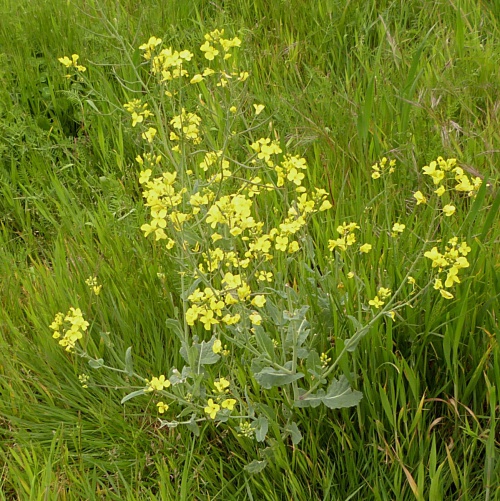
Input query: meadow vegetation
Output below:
<box><xmin>0</xmin><ymin>0</ymin><xmax>499</xmax><ymax>499</ymax></box>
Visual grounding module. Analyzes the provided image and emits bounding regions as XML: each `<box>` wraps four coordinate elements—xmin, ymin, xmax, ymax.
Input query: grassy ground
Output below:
<box><xmin>0</xmin><ymin>0</ymin><xmax>499</xmax><ymax>499</ymax></box>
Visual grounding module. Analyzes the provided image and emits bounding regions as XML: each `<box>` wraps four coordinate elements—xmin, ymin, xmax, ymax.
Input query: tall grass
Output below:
<box><xmin>0</xmin><ymin>0</ymin><xmax>499</xmax><ymax>499</ymax></box>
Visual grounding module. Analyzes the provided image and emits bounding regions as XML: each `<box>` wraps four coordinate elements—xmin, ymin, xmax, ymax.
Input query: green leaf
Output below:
<box><xmin>322</xmin><ymin>376</ymin><xmax>363</xmax><ymax>409</ymax></box>
<box><xmin>88</xmin><ymin>358</ymin><xmax>104</xmax><ymax>369</ymax></box>
<box><xmin>254</xmin><ymin>367</ymin><xmax>304</xmax><ymax>389</ymax></box>
<box><xmin>120</xmin><ymin>388</ymin><xmax>146</xmax><ymax>404</ymax></box>
<box><xmin>244</xmin><ymin>460</ymin><xmax>267</xmax><ymax>474</ymax></box>
<box><xmin>253</xmin><ymin>416</ymin><xmax>268</xmax><ymax>442</ymax></box>
<box><xmin>124</xmin><ymin>346</ymin><xmax>133</xmax><ymax>376</ymax></box>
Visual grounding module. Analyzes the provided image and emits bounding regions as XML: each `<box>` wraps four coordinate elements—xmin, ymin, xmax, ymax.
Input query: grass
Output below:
<box><xmin>0</xmin><ymin>0</ymin><xmax>499</xmax><ymax>499</ymax></box>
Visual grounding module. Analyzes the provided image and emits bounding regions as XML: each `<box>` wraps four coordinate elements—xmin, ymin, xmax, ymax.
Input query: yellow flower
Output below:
<box><xmin>139</xmin><ymin>36</ymin><xmax>162</xmax><ymax>51</ymax></box>
<box><xmin>138</xmin><ymin>169</ymin><xmax>152</xmax><ymax>184</ymax></box>
<box><xmin>200</xmin><ymin>41</ymin><xmax>219</xmax><ymax>60</ymax></box>
<box><xmin>229</xmin><ymin>106</ymin><xmax>237</xmax><ymax>113</ymax></box>
<box><xmin>413</xmin><ymin>191</ymin><xmax>427</xmax><ymax>205</ymax></box>
<box><xmin>131</xmin><ymin>112</ymin><xmax>143</xmax><ymax>127</ymax></box>
<box><xmin>249</xmin><ymin>312</ymin><xmax>262</xmax><ymax>325</ymax></box>
<box><xmin>433</xmin><ymin>278</ymin><xmax>443</xmax><ymax>290</ymax></box>
<box><xmin>275</xmin><ymin>235</ymin><xmax>288</xmax><ymax>251</ymax></box>
<box><xmin>319</xmin><ymin>200</ymin><xmax>332</xmax><ymax>211</ymax></box>
<box><xmin>145</xmin><ymin>375</ymin><xmax>171</xmax><ymax>392</ymax></box>
<box><xmin>204</xmin><ymin>398</ymin><xmax>220</xmax><ymax>419</ymax></box>
<box><xmin>434</xmin><ymin>185</ymin><xmax>446</xmax><ymax>196</ymax></box>
<box><xmin>221</xmin><ymin>398</ymin><xmax>236</xmax><ymax>411</ymax></box>
<box><xmin>190</xmin><ymin>74</ymin><xmax>203</xmax><ymax>84</ymax></box>
<box><xmin>142</xmin><ymin>127</ymin><xmax>157</xmax><ymax>143</ymax></box>
<box><xmin>445</xmin><ymin>267</ymin><xmax>460</xmax><ymax>287</ymax></box>
<box><xmin>392</xmin><ymin>223</ymin><xmax>405</xmax><ymax>234</ymax></box>
<box><xmin>251</xmin><ymin>295</ymin><xmax>267</xmax><ymax>308</ymax></box>
<box><xmin>256</xmin><ymin>271</ymin><xmax>273</xmax><ymax>282</ymax></box>
<box><xmin>378</xmin><ymin>287</ymin><xmax>391</xmax><ymax>299</ymax></box>
<box><xmin>213</xmin><ymin>339</ymin><xmax>222</xmax><ymax>354</ymax></box>
<box><xmin>442</xmin><ymin>204</ymin><xmax>456</xmax><ymax>217</ymax></box>
<box><xmin>288</xmin><ymin>241</ymin><xmax>299</xmax><ymax>253</ymax></box>
<box><xmin>157</xmin><ymin>401</ymin><xmax>169</xmax><ymax>414</ymax></box>
<box><xmin>439</xmin><ymin>289</ymin><xmax>454</xmax><ymax>299</ymax></box>
<box><xmin>214</xmin><ymin>377</ymin><xmax>230</xmax><ymax>393</ymax></box>
<box><xmin>359</xmin><ymin>243</ymin><xmax>372</xmax><ymax>253</ymax></box>
<box><xmin>368</xmin><ymin>296</ymin><xmax>384</xmax><ymax>309</ymax></box>
<box><xmin>253</xmin><ymin>104</ymin><xmax>265</xmax><ymax>115</ymax></box>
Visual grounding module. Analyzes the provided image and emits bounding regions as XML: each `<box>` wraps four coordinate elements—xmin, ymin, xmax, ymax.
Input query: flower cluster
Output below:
<box><xmin>85</xmin><ymin>276</ymin><xmax>102</xmax><ymax>296</ymax></box>
<box><xmin>123</xmin><ymin>100</ymin><xmax>153</xmax><ymax>127</ymax></box>
<box><xmin>170</xmin><ymin>109</ymin><xmax>202</xmax><ymax>147</ymax></box>
<box><xmin>145</xmin><ymin>374</ymin><xmax>171</xmax><ymax>392</ymax></box>
<box><xmin>371</xmin><ymin>157</ymin><xmax>396</xmax><ymax>179</ymax></box>
<box><xmin>328</xmin><ymin>222</ymin><xmax>360</xmax><ymax>251</ymax></box>
<box><xmin>200</xmin><ymin>29</ymin><xmax>241</xmax><ymax>61</ymax></box>
<box><xmin>368</xmin><ymin>287</ymin><xmax>392</xmax><ymax>310</ymax></box>
<box><xmin>424</xmin><ymin>237</ymin><xmax>471</xmax><ymax>299</ymax></box>
<box><xmin>204</xmin><ymin>377</ymin><xmax>237</xmax><ymax>419</ymax></box>
<box><xmin>49</xmin><ymin>307</ymin><xmax>89</xmax><ymax>352</ymax></box>
<box><xmin>422</xmin><ymin>157</ymin><xmax>481</xmax><ymax>196</ymax></box>
<box><xmin>138</xmin><ymin>30</ymin><xmax>245</xmax><ymax>91</ymax></box>
<box><xmin>413</xmin><ymin>157</ymin><xmax>483</xmax><ymax>211</ymax></box>
<box><xmin>58</xmin><ymin>54</ymin><xmax>86</xmax><ymax>72</ymax></box>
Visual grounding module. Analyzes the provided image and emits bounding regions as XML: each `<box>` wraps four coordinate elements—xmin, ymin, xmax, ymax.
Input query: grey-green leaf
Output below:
<box><xmin>254</xmin><ymin>367</ymin><xmax>304</xmax><ymax>389</ymax></box>
<box><xmin>124</xmin><ymin>346</ymin><xmax>133</xmax><ymax>376</ymax></box>
<box><xmin>88</xmin><ymin>358</ymin><xmax>104</xmax><ymax>369</ymax></box>
<box><xmin>294</xmin><ymin>388</ymin><xmax>326</xmax><ymax>408</ymax></box>
<box><xmin>285</xmin><ymin>422</ymin><xmax>303</xmax><ymax>445</ymax></box>
<box><xmin>244</xmin><ymin>459</ymin><xmax>267</xmax><ymax>474</ymax></box>
<box><xmin>198</xmin><ymin>338</ymin><xmax>220</xmax><ymax>366</ymax></box>
<box><xmin>253</xmin><ymin>416</ymin><xmax>269</xmax><ymax>442</ymax></box>
<box><xmin>165</xmin><ymin>318</ymin><xmax>184</xmax><ymax>343</ymax></box>
<box><xmin>322</xmin><ymin>376</ymin><xmax>363</xmax><ymax>409</ymax></box>
<box><xmin>120</xmin><ymin>388</ymin><xmax>146</xmax><ymax>404</ymax></box>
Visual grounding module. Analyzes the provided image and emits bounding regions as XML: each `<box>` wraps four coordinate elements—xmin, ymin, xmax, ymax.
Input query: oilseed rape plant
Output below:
<box><xmin>49</xmin><ymin>32</ymin><xmax>478</xmax><ymax>465</ymax></box>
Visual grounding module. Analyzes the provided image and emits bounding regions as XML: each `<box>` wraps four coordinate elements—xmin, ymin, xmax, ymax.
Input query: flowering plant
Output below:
<box><xmin>51</xmin><ymin>33</ymin><xmax>476</xmax><ymax>466</ymax></box>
